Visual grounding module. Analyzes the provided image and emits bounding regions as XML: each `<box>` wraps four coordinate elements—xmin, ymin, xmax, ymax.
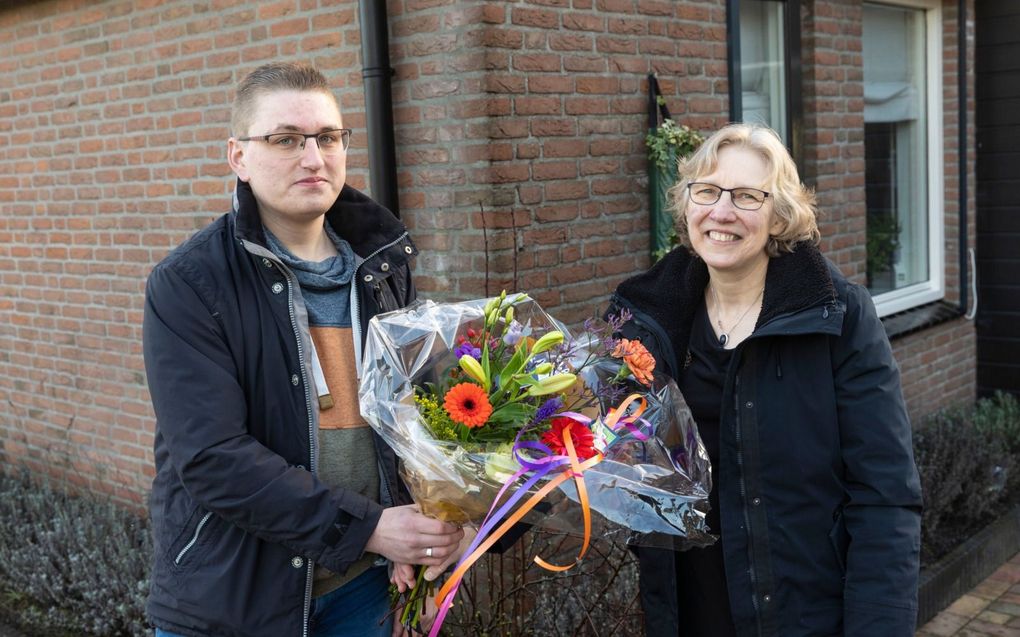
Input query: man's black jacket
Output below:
<box><xmin>143</xmin><ymin>181</ymin><xmax>416</xmax><ymax>636</ymax></box>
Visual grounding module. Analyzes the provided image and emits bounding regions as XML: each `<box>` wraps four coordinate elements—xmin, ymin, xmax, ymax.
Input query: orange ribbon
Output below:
<box><xmin>433</xmin><ymin>428</ymin><xmax>603</xmax><ymax>606</ymax></box>
<box><xmin>603</xmin><ymin>393</ymin><xmax>647</xmax><ymax>431</ymax></box>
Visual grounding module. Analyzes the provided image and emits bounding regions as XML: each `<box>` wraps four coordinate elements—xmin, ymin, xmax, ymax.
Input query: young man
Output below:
<box><xmin>143</xmin><ymin>63</ymin><xmax>463</xmax><ymax>637</ymax></box>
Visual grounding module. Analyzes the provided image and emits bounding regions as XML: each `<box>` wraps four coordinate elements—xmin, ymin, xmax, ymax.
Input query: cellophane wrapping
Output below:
<box><xmin>358</xmin><ymin>295</ymin><xmax>715</xmax><ymax>550</ymax></box>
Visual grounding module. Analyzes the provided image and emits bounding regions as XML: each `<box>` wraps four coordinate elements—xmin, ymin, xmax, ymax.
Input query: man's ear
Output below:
<box><xmin>227</xmin><ymin>138</ymin><xmax>250</xmax><ymax>182</ymax></box>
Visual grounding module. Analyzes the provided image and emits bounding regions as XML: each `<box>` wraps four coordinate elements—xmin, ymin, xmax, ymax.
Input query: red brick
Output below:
<box><xmin>511</xmin><ymin>7</ymin><xmax>559</xmax><ymax>29</ymax></box>
<box><xmin>514</xmin><ymin>96</ymin><xmax>561</xmax><ymax>115</ymax></box>
<box><xmin>528</xmin><ymin>75</ymin><xmax>573</xmax><ymax>93</ymax></box>
<box><xmin>512</xmin><ymin>53</ymin><xmax>561</xmax><ymax>72</ymax></box>
<box><xmin>532</xmin><ymin>160</ymin><xmax>577</xmax><ymax>181</ymax></box>
<box><xmin>563</xmin><ymin>13</ymin><xmax>603</xmax><ymax>32</ymax></box>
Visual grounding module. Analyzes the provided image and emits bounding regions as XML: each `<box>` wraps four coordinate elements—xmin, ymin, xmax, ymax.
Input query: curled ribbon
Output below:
<box><xmin>604</xmin><ymin>393</ymin><xmax>652</xmax><ymax>441</ymax></box>
<box><xmin>425</xmin><ymin>393</ymin><xmax>653</xmax><ymax>636</ymax></box>
<box><xmin>428</xmin><ymin>428</ymin><xmax>601</xmax><ymax>636</ymax></box>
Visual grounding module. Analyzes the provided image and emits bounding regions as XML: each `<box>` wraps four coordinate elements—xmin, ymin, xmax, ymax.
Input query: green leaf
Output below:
<box><xmin>487</xmin><ymin>402</ymin><xmax>535</xmax><ymax>425</ymax></box>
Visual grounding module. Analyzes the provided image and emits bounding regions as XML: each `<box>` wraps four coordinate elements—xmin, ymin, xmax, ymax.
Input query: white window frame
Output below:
<box><xmin>865</xmin><ymin>0</ymin><xmax>945</xmax><ymax>317</ymax></box>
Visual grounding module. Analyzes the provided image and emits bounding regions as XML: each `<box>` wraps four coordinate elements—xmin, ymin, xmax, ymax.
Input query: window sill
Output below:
<box><xmin>881</xmin><ymin>300</ymin><xmax>964</xmax><ymax>340</ymax></box>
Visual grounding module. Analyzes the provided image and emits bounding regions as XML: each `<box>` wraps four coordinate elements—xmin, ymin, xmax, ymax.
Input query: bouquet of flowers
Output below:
<box><xmin>359</xmin><ymin>292</ymin><xmax>712</xmax><ymax>634</ymax></box>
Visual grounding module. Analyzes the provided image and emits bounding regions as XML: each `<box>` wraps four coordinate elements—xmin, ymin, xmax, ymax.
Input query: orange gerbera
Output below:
<box><xmin>443</xmin><ymin>382</ymin><xmax>493</xmax><ymax>428</ymax></box>
<box><xmin>612</xmin><ymin>338</ymin><xmax>655</xmax><ymax>386</ymax></box>
<box><xmin>541</xmin><ymin>416</ymin><xmax>597</xmax><ymax>460</ymax></box>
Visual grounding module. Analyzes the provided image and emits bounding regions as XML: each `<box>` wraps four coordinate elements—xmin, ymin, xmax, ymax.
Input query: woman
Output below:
<box><xmin>610</xmin><ymin>123</ymin><xmax>922</xmax><ymax>636</ymax></box>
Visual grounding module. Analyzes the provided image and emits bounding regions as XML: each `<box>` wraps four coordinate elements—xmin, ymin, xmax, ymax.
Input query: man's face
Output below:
<box><xmin>228</xmin><ymin>90</ymin><xmax>346</xmax><ymax>228</ymax></box>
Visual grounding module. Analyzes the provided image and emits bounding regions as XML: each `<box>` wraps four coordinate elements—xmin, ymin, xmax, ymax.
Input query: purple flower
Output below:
<box><xmin>531</xmin><ymin>397</ymin><xmax>563</xmax><ymax>426</ymax></box>
<box><xmin>454</xmin><ymin>341</ymin><xmax>481</xmax><ymax>360</ymax></box>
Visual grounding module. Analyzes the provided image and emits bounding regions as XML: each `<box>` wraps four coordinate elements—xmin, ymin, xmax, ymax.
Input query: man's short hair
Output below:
<box><xmin>231</xmin><ymin>62</ymin><xmax>338</xmax><ymax>137</ymax></box>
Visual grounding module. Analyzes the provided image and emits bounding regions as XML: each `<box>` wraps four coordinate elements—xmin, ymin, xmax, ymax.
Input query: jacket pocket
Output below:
<box><xmin>828</xmin><ymin>508</ymin><xmax>849</xmax><ymax>575</ymax></box>
<box><xmin>168</xmin><ymin>508</ymin><xmax>215</xmax><ymax>571</ymax></box>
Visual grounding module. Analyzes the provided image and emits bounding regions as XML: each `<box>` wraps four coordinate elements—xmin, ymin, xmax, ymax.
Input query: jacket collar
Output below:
<box><xmin>231</xmin><ymin>178</ymin><xmax>408</xmax><ymax>257</ymax></box>
<box><xmin>614</xmin><ymin>242</ymin><xmax>839</xmax><ymax>369</ymax></box>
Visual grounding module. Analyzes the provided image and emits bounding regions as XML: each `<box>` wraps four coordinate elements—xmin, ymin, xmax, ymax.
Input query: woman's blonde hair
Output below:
<box><xmin>668</xmin><ymin>123</ymin><xmax>820</xmax><ymax>257</ymax></box>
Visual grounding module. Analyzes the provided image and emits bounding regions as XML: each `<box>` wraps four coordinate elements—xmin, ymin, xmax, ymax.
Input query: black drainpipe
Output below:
<box><xmin>358</xmin><ymin>0</ymin><xmax>400</xmax><ymax>218</ymax></box>
<box><xmin>957</xmin><ymin>0</ymin><xmax>968</xmax><ymax>314</ymax></box>
<box><xmin>726</xmin><ymin>0</ymin><xmax>742</xmax><ymax>123</ymax></box>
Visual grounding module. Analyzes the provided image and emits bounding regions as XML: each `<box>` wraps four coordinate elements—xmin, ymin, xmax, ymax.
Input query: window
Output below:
<box><xmin>727</xmin><ymin>0</ymin><xmax>801</xmax><ymax>158</ymax></box>
<box><xmin>863</xmin><ymin>0</ymin><xmax>943</xmax><ymax>315</ymax></box>
<box><xmin>739</xmin><ymin>0</ymin><xmax>788</xmax><ymax>141</ymax></box>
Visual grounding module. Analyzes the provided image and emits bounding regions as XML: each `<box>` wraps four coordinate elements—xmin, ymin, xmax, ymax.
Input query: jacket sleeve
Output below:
<box><xmin>143</xmin><ymin>261</ymin><xmax>382</xmax><ymax>575</ymax></box>
<box><xmin>832</xmin><ymin>283</ymin><xmax>922</xmax><ymax>635</ymax></box>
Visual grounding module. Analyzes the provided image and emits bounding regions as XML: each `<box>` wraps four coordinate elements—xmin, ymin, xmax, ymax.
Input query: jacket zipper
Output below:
<box><xmin>350</xmin><ymin>235</ymin><xmax>408</xmax><ymax>513</ymax></box>
<box><xmin>239</xmin><ymin>241</ymin><xmax>317</xmax><ymax>637</ymax></box>
<box><xmin>174</xmin><ymin>511</ymin><xmax>213</xmax><ymax>565</ymax></box>
<box><xmin>350</xmin><ymin>231</ymin><xmax>409</xmax><ymax>381</ymax></box>
<box><xmin>281</xmin><ymin>269</ymin><xmax>316</xmax><ymax>637</ymax></box>
<box><xmin>733</xmin><ymin>374</ymin><xmax>762</xmax><ymax>630</ymax></box>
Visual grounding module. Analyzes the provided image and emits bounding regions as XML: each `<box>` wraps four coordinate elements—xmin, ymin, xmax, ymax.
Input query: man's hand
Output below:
<box><xmin>423</xmin><ymin>524</ymin><xmax>478</xmax><ymax>581</ymax></box>
<box><xmin>365</xmin><ymin>504</ymin><xmax>464</xmax><ymax>566</ymax></box>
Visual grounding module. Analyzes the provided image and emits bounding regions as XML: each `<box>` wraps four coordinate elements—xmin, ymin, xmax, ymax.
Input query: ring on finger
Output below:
<box><xmin>425</xmin><ymin>546</ymin><xmax>433</xmax><ymax>558</ymax></box>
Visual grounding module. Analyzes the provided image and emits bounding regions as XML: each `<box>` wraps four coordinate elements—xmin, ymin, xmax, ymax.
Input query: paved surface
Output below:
<box><xmin>917</xmin><ymin>552</ymin><xmax>1020</xmax><ymax>637</ymax></box>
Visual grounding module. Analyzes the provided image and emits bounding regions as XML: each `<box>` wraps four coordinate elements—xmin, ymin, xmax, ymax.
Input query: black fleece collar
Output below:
<box><xmin>231</xmin><ymin>179</ymin><xmax>408</xmax><ymax>258</ymax></box>
<box><xmin>614</xmin><ymin>242</ymin><xmax>837</xmax><ymax>368</ymax></box>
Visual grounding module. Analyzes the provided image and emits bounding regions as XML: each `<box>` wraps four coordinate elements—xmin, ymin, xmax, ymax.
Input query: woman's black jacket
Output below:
<box><xmin>142</xmin><ymin>180</ymin><xmax>417</xmax><ymax>636</ymax></box>
<box><xmin>609</xmin><ymin>244</ymin><xmax>922</xmax><ymax>637</ymax></box>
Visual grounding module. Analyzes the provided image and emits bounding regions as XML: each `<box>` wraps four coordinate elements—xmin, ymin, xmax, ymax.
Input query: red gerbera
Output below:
<box><xmin>541</xmin><ymin>416</ymin><xmax>597</xmax><ymax>460</ymax></box>
<box><xmin>444</xmin><ymin>382</ymin><xmax>493</xmax><ymax>428</ymax></box>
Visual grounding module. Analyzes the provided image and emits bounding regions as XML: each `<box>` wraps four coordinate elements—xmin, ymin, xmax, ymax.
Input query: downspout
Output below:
<box><xmin>358</xmin><ymin>1</ymin><xmax>400</xmax><ymax>218</ymax></box>
<box><xmin>726</xmin><ymin>0</ymin><xmax>742</xmax><ymax>123</ymax></box>
<box><xmin>958</xmin><ymin>0</ymin><xmax>969</xmax><ymax>316</ymax></box>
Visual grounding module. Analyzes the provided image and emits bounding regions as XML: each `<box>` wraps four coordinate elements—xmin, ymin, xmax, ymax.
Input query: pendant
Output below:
<box><xmin>718</xmin><ymin>333</ymin><xmax>728</xmax><ymax>346</ymax></box>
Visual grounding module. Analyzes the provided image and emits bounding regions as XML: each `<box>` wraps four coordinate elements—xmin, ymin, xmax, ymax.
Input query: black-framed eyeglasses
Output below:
<box><xmin>687</xmin><ymin>182</ymin><xmax>771</xmax><ymax>211</ymax></box>
<box><xmin>238</xmin><ymin>128</ymin><xmax>352</xmax><ymax>158</ymax></box>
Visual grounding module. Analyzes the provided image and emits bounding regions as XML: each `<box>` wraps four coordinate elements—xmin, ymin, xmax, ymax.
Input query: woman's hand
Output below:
<box><xmin>390</xmin><ymin>562</ymin><xmax>416</xmax><ymax>593</ymax></box>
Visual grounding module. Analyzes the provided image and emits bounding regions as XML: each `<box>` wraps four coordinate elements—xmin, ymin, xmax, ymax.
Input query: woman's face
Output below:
<box><xmin>686</xmin><ymin>145</ymin><xmax>779</xmax><ymax>277</ymax></box>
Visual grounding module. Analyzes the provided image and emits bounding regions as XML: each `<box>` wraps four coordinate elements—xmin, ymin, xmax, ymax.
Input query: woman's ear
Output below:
<box><xmin>227</xmin><ymin>138</ymin><xmax>250</xmax><ymax>183</ymax></box>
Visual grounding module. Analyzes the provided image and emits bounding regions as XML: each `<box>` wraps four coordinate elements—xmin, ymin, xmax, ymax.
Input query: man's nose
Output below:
<box><xmin>299</xmin><ymin>138</ymin><xmax>326</xmax><ymax>164</ymax></box>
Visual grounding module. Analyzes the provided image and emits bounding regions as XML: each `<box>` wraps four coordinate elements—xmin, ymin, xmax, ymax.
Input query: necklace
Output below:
<box><xmin>709</xmin><ymin>285</ymin><xmax>764</xmax><ymax>347</ymax></box>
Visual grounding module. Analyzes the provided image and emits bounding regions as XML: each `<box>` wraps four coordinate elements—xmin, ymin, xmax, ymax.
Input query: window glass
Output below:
<box><xmin>740</xmin><ymin>0</ymin><xmax>787</xmax><ymax>142</ymax></box>
<box><xmin>863</xmin><ymin>3</ymin><xmax>929</xmax><ymax>294</ymax></box>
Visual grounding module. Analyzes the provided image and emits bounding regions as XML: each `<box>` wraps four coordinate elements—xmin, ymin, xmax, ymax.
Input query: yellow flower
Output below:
<box><xmin>526</xmin><ymin>373</ymin><xmax>576</xmax><ymax>396</ymax></box>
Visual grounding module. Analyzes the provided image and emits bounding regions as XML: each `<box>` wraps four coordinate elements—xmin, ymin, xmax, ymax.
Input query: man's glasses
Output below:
<box><xmin>238</xmin><ymin>128</ymin><xmax>352</xmax><ymax>158</ymax></box>
<box><xmin>687</xmin><ymin>182</ymin><xmax>771</xmax><ymax>211</ymax></box>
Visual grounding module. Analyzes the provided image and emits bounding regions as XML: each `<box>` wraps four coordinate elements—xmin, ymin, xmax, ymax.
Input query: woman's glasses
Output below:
<box><xmin>687</xmin><ymin>182</ymin><xmax>770</xmax><ymax>211</ymax></box>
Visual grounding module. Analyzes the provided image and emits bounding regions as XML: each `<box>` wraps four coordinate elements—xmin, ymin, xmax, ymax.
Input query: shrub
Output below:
<box><xmin>444</xmin><ymin>531</ymin><xmax>642</xmax><ymax>636</ymax></box>
<box><xmin>0</xmin><ymin>471</ymin><xmax>151</xmax><ymax>637</ymax></box>
<box><xmin>973</xmin><ymin>391</ymin><xmax>1020</xmax><ymax>492</ymax></box>
<box><xmin>913</xmin><ymin>393</ymin><xmax>1019</xmax><ymax>565</ymax></box>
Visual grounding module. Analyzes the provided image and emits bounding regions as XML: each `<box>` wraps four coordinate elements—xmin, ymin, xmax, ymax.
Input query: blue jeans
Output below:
<box><xmin>309</xmin><ymin>566</ymin><xmax>393</xmax><ymax>637</ymax></box>
<box><xmin>154</xmin><ymin>565</ymin><xmax>393</xmax><ymax>637</ymax></box>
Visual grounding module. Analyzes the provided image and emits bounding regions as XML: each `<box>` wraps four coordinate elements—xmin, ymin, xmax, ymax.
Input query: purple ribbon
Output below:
<box><xmin>426</xmin><ymin>403</ymin><xmax>651</xmax><ymax>635</ymax></box>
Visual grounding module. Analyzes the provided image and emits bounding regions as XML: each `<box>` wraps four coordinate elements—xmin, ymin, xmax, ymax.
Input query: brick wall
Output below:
<box><xmin>0</xmin><ymin>0</ymin><xmax>977</xmax><ymax>502</ymax></box>
<box><xmin>801</xmin><ymin>0</ymin><xmax>867</xmax><ymax>275</ymax></box>
<box><xmin>388</xmin><ymin>0</ymin><xmax>731</xmax><ymax>326</ymax></box>
<box><xmin>0</xmin><ymin>0</ymin><xmax>375</xmax><ymax>501</ymax></box>
<box><xmin>893</xmin><ymin>0</ymin><xmax>978</xmax><ymax>423</ymax></box>
<box><xmin>798</xmin><ymin>0</ymin><xmax>977</xmax><ymax>420</ymax></box>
